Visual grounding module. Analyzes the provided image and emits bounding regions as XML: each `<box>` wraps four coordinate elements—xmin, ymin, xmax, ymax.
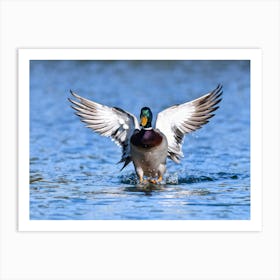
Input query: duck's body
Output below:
<box><xmin>130</xmin><ymin>128</ymin><xmax>168</xmax><ymax>181</ymax></box>
<box><xmin>69</xmin><ymin>84</ymin><xmax>222</xmax><ymax>183</ymax></box>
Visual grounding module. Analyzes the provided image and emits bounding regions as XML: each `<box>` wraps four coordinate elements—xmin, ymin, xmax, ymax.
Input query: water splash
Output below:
<box><xmin>119</xmin><ymin>171</ymin><xmax>244</xmax><ymax>186</ymax></box>
<box><xmin>165</xmin><ymin>172</ymin><xmax>179</xmax><ymax>185</ymax></box>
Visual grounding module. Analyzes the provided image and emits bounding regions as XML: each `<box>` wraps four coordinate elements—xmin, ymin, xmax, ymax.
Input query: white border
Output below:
<box><xmin>18</xmin><ymin>48</ymin><xmax>262</xmax><ymax>232</ymax></box>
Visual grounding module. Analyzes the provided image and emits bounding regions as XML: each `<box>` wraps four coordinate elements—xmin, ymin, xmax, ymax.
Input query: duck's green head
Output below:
<box><xmin>140</xmin><ymin>107</ymin><xmax>153</xmax><ymax>128</ymax></box>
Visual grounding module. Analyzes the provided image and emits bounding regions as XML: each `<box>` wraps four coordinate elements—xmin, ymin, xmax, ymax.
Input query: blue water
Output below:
<box><xmin>30</xmin><ymin>60</ymin><xmax>250</xmax><ymax>220</ymax></box>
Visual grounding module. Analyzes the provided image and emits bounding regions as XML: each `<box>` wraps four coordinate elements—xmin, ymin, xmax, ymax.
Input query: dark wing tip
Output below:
<box><xmin>211</xmin><ymin>84</ymin><xmax>223</xmax><ymax>97</ymax></box>
<box><xmin>216</xmin><ymin>83</ymin><xmax>223</xmax><ymax>91</ymax></box>
<box><xmin>68</xmin><ymin>97</ymin><xmax>75</xmax><ymax>105</ymax></box>
<box><xmin>68</xmin><ymin>98</ymin><xmax>82</xmax><ymax>111</ymax></box>
<box><xmin>69</xmin><ymin>89</ymin><xmax>81</xmax><ymax>100</ymax></box>
<box><xmin>118</xmin><ymin>157</ymin><xmax>131</xmax><ymax>171</ymax></box>
<box><xmin>209</xmin><ymin>84</ymin><xmax>223</xmax><ymax>105</ymax></box>
<box><xmin>70</xmin><ymin>89</ymin><xmax>76</xmax><ymax>97</ymax></box>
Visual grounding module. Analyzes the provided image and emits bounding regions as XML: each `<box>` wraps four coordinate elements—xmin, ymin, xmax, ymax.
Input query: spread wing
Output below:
<box><xmin>69</xmin><ymin>90</ymin><xmax>140</xmax><ymax>169</ymax></box>
<box><xmin>155</xmin><ymin>84</ymin><xmax>222</xmax><ymax>163</ymax></box>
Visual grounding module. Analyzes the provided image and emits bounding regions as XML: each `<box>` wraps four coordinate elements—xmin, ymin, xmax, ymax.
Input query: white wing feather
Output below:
<box><xmin>155</xmin><ymin>84</ymin><xmax>222</xmax><ymax>163</ymax></box>
<box><xmin>69</xmin><ymin>90</ymin><xmax>140</xmax><ymax>169</ymax></box>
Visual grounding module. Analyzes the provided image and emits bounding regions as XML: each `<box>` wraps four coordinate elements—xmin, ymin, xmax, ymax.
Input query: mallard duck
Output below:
<box><xmin>69</xmin><ymin>84</ymin><xmax>222</xmax><ymax>183</ymax></box>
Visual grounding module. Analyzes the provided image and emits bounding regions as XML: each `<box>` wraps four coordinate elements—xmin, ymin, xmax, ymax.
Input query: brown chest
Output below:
<box><xmin>130</xmin><ymin>129</ymin><xmax>163</xmax><ymax>149</ymax></box>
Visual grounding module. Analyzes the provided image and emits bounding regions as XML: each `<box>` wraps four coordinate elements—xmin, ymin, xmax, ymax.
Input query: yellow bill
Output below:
<box><xmin>141</xmin><ymin>116</ymin><xmax>148</xmax><ymax>126</ymax></box>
